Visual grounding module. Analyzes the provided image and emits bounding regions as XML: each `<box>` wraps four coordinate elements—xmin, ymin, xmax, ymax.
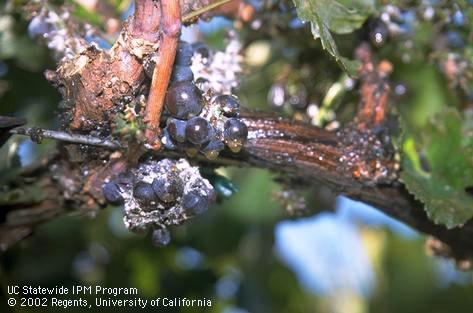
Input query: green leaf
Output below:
<box><xmin>401</xmin><ymin>109</ymin><xmax>473</xmax><ymax>228</ymax></box>
<box><xmin>292</xmin><ymin>0</ymin><xmax>375</xmax><ymax>76</ymax></box>
<box><xmin>397</xmin><ymin>64</ymin><xmax>450</xmax><ymax>128</ymax></box>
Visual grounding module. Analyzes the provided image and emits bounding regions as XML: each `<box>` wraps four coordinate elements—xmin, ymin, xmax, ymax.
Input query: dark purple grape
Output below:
<box><xmin>185</xmin><ymin>117</ymin><xmax>212</xmax><ymax>145</ymax></box>
<box><xmin>214</xmin><ymin>95</ymin><xmax>240</xmax><ymax>117</ymax></box>
<box><xmin>175</xmin><ymin>41</ymin><xmax>194</xmax><ymax>66</ymax></box>
<box><xmin>224</xmin><ymin>118</ymin><xmax>248</xmax><ymax>142</ymax></box>
<box><xmin>133</xmin><ymin>182</ymin><xmax>157</xmax><ymax>205</ymax></box>
<box><xmin>167</xmin><ymin>118</ymin><xmax>187</xmax><ymax>143</ymax></box>
<box><xmin>224</xmin><ymin>118</ymin><xmax>248</xmax><ymax>152</ymax></box>
<box><xmin>182</xmin><ymin>191</ymin><xmax>208</xmax><ymax>215</ymax></box>
<box><xmin>152</xmin><ymin>175</ymin><xmax>181</xmax><ymax>203</ymax></box>
<box><xmin>369</xmin><ymin>19</ymin><xmax>389</xmax><ymax>47</ymax></box>
<box><xmin>195</xmin><ymin>77</ymin><xmax>210</xmax><ymax>91</ymax></box>
<box><xmin>165</xmin><ymin>81</ymin><xmax>203</xmax><ymax>119</ymax></box>
<box><xmin>171</xmin><ymin>66</ymin><xmax>194</xmax><ymax>83</ymax></box>
<box><xmin>152</xmin><ymin>228</ymin><xmax>171</xmax><ymax>247</ymax></box>
<box><xmin>102</xmin><ymin>181</ymin><xmax>124</xmax><ymax>205</ymax></box>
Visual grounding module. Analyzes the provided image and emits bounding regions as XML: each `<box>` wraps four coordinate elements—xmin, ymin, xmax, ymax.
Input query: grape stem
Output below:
<box><xmin>182</xmin><ymin>0</ymin><xmax>233</xmax><ymax>23</ymax></box>
<box><xmin>144</xmin><ymin>0</ymin><xmax>181</xmax><ymax>149</ymax></box>
<box><xmin>9</xmin><ymin>127</ymin><xmax>122</xmax><ymax>149</ymax></box>
<box><xmin>8</xmin><ymin>126</ymin><xmax>245</xmax><ymax>166</ymax></box>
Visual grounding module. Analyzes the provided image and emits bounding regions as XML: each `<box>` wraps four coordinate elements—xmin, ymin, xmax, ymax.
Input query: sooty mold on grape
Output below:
<box><xmin>103</xmin><ymin>158</ymin><xmax>215</xmax><ymax>246</ymax></box>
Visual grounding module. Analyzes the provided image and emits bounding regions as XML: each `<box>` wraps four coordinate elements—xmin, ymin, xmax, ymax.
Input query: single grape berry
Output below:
<box><xmin>165</xmin><ymin>81</ymin><xmax>203</xmax><ymax>119</ymax></box>
<box><xmin>171</xmin><ymin>66</ymin><xmax>194</xmax><ymax>83</ymax></box>
<box><xmin>182</xmin><ymin>191</ymin><xmax>208</xmax><ymax>215</ymax></box>
<box><xmin>167</xmin><ymin>118</ymin><xmax>187</xmax><ymax>143</ymax></box>
<box><xmin>175</xmin><ymin>41</ymin><xmax>194</xmax><ymax>66</ymax></box>
<box><xmin>133</xmin><ymin>182</ymin><xmax>157</xmax><ymax>205</ymax></box>
<box><xmin>195</xmin><ymin>77</ymin><xmax>210</xmax><ymax>91</ymax></box>
<box><xmin>185</xmin><ymin>117</ymin><xmax>212</xmax><ymax>145</ymax></box>
<box><xmin>214</xmin><ymin>95</ymin><xmax>240</xmax><ymax>117</ymax></box>
<box><xmin>224</xmin><ymin>118</ymin><xmax>248</xmax><ymax>139</ymax></box>
<box><xmin>369</xmin><ymin>19</ymin><xmax>389</xmax><ymax>47</ymax></box>
<box><xmin>103</xmin><ymin>181</ymin><xmax>124</xmax><ymax>205</ymax></box>
<box><xmin>224</xmin><ymin>118</ymin><xmax>248</xmax><ymax>152</ymax></box>
<box><xmin>152</xmin><ymin>175</ymin><xmax>181</xmax><ymax>203</ymax></box>
<box><xmin>152</xmin><ymin>228</ymin><xmax>171</xmax><ymax>247</ymax></box>
<box><xmin>223</xmin><ymin>118</ymin><xmax>248</xmax><ymax>140</ymax></box>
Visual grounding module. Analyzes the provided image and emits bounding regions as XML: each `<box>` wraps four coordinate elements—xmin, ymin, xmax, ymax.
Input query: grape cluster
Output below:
<box><xmin>366</xmin><ymin>3</ymin><xmax>472</xmax><ymax>99</ymax></box>
<box><xmin>369</xmin><ymin>4</ymin><xmax>470</xmax><ymax>51</ymax></box>
<box><xmin>28</xmin><ymin>7</ymin><xmax>97</xmax><ymax>61</ymax></box>
<box><xmin>102</xmin><ymin>158</ymin><xmax>215</xmax><ymax>246</ymax></box>
<box><xmin>150</xmin><ymin>40</ymin><xmax>248</xmax><ymax>158</ymax></box>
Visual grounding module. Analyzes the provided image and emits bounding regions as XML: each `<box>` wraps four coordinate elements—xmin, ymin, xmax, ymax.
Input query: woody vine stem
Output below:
<box><xmin>1</xmin><ymin>0</ymin><xmax>473</xmax><ymax>267</ymax></box>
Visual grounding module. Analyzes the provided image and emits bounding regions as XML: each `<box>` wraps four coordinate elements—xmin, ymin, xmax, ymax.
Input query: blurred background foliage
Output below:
<box><xmin>1</xmin><ymin>0</ymin><xmax>473</xmax><ymax>313</ymax></box>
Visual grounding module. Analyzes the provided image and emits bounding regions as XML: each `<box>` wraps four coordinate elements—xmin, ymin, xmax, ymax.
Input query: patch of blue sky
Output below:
<box><xmin>275</xmin><ymin>213</ymin><xmax>375</xmax><ymax>297</ymax></box>
<box><xmin>121</xmin><ymin>1</ymin><xmax>135</xmax><ymax>20</ymax></box>
<box><xmin>198</xmin><ymin>17</ymin><xmax>233</xmax><ymax>35</ymax></box>
<box><xmin>18</xmin><ymin>140</ymin><xmax>37</xmax><ymax>167</ymax></box>
<box><xmin>85</xmin><ymin>35</ymin><xmax>112</xmax><ymax>50</ymax></box>
<box><xmin>274</xmin><ymin>196</ymin><xmax>417</xmax><ymax>297</ymax></box>
<box><xmin>274</xmin><ymin>196</ymin><xmax>471</xmax><ymax>297</ymax></box>
<box><xmin>336</xmin><ymin>196</ymin><xmax>418</xmax><ymax>239</ymax></box>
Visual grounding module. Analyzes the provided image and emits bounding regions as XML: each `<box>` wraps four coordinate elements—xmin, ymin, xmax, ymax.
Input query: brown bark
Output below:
<box><xmin>2</xmin><ymin>112</ymin><xmax>473</xmax><ymax>264</ymax></box>
<box><xmin>1</xmin><ymin>0</ymin><xmax>472</xmax><ymax>269</ymax></box>
<box><xmin>144</xmin><ymin>0</ymin><xmax>182</xmax><ymax>148</ymax></box>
